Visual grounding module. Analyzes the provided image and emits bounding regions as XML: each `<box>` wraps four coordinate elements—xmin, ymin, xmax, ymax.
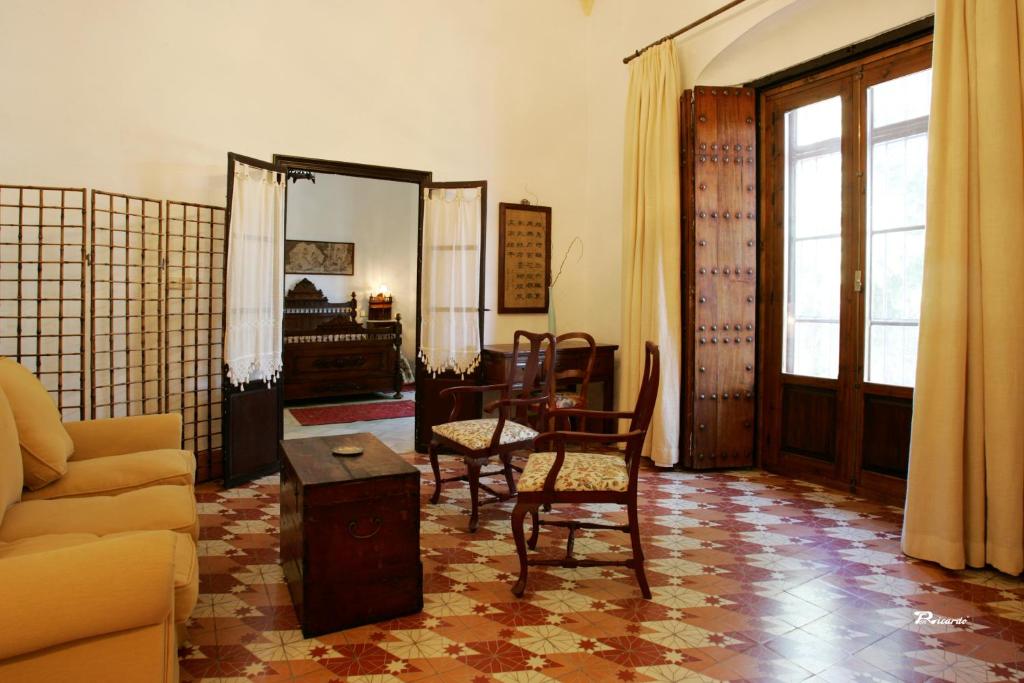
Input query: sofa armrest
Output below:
<box><xmin>65</xmin><ymin>413</ymin><xmax>183</xmax><ymax>460</ymax></box>
<box><xmin>0</xmin><ymin>531</ymin><xmax>176</xmax><ymax>660</ymax></box>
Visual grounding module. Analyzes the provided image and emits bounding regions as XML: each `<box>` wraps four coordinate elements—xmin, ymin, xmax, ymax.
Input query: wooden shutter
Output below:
<box><xmin>680</xmin><ymin>87</ymin><xmax>757</xmax><ymax>470</ymax></box>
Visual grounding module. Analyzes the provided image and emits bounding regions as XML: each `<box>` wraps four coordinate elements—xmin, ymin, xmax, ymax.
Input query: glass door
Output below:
<box><xmin>760</xmin><ymin>38</ymin><xmax>932</xmax><ymax>503</ymax></box>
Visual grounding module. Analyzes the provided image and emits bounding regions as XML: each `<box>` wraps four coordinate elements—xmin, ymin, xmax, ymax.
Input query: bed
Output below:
<box><xmin>282</xmin><ymin>278</ymin><xmax>403</xmax><ymax>402</ymax></box>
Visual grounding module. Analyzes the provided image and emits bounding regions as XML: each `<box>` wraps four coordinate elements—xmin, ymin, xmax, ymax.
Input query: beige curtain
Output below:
<box><xmin>902</xmin><ymin>0</ymin><xmax>1024</xmax><ymax>576</ymax></box>
<box><xmin>419</xmin><ymin>187</ymin><xmax>482</xmax><ymax>377</ymax></box>
<box><xmin>620</xmin><ymin>41</ymin><xmax>683</xmax><ymax>467</ymax></box>
<box><xmin>224</xmin><ymin>162</ymin><xmax>285</xmax><ymax>387</ymax></box>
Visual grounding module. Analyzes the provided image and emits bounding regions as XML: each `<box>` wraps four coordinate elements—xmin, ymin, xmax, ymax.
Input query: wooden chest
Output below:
<box><xmin>279</xmin><ymin>433</ymin><xmax>422</xmax><ymax>637</ymax></box>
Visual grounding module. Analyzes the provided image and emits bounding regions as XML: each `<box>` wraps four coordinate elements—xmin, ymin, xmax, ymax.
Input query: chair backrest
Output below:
<box><xmin>625</xmin><ymin>342</ymin><xmax>660</xmax><ymax>467</ymax></box>
<box><xmin>553</xmin><ymin>331</ymin><xmax>596</xmax><ymax>404</ymax></box>
<box><xmin>507</xmin><ymin>330</ymin><xmax>556</xmax><ymax>424</ymax></box>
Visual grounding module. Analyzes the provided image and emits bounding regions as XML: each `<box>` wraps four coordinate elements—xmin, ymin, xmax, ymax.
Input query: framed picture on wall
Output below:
<box><xmin>284</xmin><ymin>240</ymin><xmax>355</xmax><ymax>275</ymax></box>
<box><xmin>498</xmin><ymin>202</ymin><xmax>551</xmax><ymax>314</ymax></box>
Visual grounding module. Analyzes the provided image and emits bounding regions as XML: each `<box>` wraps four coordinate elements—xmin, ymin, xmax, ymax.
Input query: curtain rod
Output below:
<box><xmin>623</xmin><ymin>0</ymin><xmax>748</xmax><ymax>64</ymax></box>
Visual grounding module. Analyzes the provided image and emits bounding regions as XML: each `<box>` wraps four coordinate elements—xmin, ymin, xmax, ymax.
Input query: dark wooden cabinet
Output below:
<box><xmin>680</xmin><ymin>87</ymin><xmax>758</xmax><ymax>470</ymax></box>
<box><xmin>280</xmin><ymin>433</ymin><xmax>422</xmax><ymax>637</ymax></box>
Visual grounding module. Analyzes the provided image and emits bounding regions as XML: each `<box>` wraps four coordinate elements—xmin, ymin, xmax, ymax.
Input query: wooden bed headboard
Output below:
<box><xmin>283</xmin><ymin>278</ymin><xmax>361</xmax><ymax>336</ymax></box>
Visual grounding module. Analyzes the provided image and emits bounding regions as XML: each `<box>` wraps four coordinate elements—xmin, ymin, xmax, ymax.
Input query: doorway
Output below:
<box><xmin>273</xmin><ymin>156</ymin><xmax>427</xmax><ymax>454</ymax></box>
<box><xmin>758</xmin><ymin>37</ymin><xmax>932</xmax><ymax>504</ymax></box>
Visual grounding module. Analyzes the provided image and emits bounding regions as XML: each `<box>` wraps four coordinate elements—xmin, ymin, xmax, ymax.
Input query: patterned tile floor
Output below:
<box><xmin>182</xmin><ymin>455</ymin><xmax>1024</xmax><ymax>682</ymax></box>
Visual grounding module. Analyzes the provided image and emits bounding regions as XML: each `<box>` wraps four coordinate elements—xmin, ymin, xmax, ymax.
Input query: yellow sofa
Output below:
<box><xmin>0</xmin><ymin>373</ymin><xmax>199</xmax><ymax>682</ymax></box>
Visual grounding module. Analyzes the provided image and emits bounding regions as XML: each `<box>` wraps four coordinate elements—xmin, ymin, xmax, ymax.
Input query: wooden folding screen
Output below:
<box><xmin>90</xmin><ymin>191</ymin><xmax>165</xmax><ymax>418</ymax></box>
<box><xmin>0</xmin><ymin>186</ymin><xmax>86</xmax><ymax>420</ymax></box>
<box><xmin>165</xmin><ymin>201</ymin><xmax>225</xmax><ymax>481</ymax></box>
<box><xmin>680</xmin><ymin>87</ymin><xmax>758</xmax><ymax>469</ymax></box>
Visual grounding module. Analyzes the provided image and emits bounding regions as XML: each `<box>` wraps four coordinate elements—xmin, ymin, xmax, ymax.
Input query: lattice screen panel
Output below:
<box><xmin>90</xmin><ymin>191</ymin><xmax>165</xmax><ymax>418</ymax></box>
<box><xmin>0</xmin><ymin>186</ymin><xmax>86</xmax><ymax>420</ymax></box>
<box><xmin>165</xmin><ymin>201</ymin><xmax>224</xmax><ymax>468</ymax></box>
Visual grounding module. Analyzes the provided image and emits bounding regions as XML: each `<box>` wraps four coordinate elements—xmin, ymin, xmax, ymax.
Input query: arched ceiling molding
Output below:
<box><xmin>692</xmin><ymin>0</ymin><xmax>934</xmax><ymax>86</ymax></box>
<box><xmin>669</xmin><ymin>0</ymin><xmax>799</xmax><ymax>89</ymax></box>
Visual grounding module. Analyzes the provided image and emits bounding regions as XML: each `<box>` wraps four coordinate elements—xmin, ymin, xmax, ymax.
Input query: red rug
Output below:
<box><xmin>290</xmin><ymin>400</ymin><xmax>415</xmax><ymax>426</ymax></box>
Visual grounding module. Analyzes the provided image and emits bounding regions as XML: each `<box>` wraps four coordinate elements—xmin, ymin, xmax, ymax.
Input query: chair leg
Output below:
<box><xmin>428</xmin><ymin>441</ymin><xmax>442</xmax><ymax>505</ymax></box>
<box><xmin>627</xmin><ymin>501</ymin><xmax>651</xmax><ymax>599</ymax></box>
<box><xmin>511</xmin><ymin>502</ymin><xmax>531</xmax><ymax>597</ymax></box>
<box><xmin>527</xmin><ymin>506</ymin><xmax>540</xmax><ymax>550</ymax></box>
<box><xmin>467</xmin><ymin>459</ymin><xmax>482</xmax><ymax>533</ymax></box>
<box><xmin>500</xmin><ymin>451</ymin><xmax>517</xmax><ymax>497</ymax></box>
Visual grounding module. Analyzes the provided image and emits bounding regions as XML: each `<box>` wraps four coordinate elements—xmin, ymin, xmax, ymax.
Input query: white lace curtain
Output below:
<box><xmin>419</xmin><ymin>186</ymin><xmax>482</xmax><ymax>376</ymax></box>
<box><xmin>224</xmin><ymin>163</ymin><xmax>285</xmax><ymax>387</ymax></box>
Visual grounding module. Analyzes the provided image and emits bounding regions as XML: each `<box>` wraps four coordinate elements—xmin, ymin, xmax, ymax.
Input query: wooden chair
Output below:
<box><xmin>551</xmin><ymin>332</ymin><xmax>597</xmax><ymax>410</ymax></box>
<box><xmin>429</xmin><ymin>330</ymin><xmax>556</xmax><ymax>532</ymax></box>
<box><xmin>509</xmin><ymin>342</ymin><xmax>660</xmax><ymax>598</ymax></box>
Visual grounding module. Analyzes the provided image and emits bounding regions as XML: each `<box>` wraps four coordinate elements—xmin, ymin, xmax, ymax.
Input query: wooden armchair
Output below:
<box><xmin>429</xmin><ymin>331</ymin><xmax>556</xmax><ymax>532</ymax></box>
<box><xmin>509</xmin><ymin>342</ymin><xmax>660</xmax><ymax>598</ymax></box>
<box><xmin>551</xmin><ymin>332</ymin><xmax>597</xmax><ymax>410</ymax></box>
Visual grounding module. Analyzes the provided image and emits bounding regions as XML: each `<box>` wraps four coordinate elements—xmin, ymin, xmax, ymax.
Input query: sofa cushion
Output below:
<box><xmin>0</xmin><ymin>357</ymin><xmax>73</xmax><ymax>490</ymax></box>
<box><xmin>0</xmin><ymin>485</ymin><xmax>199</xmax><ymax>543</ymax></box>
<box><xmin>21</xmin><ymin>449</ymin><xmax>196</xmax><ymax>502</ymax></box>
<box><xmin>0</xmin><ymin>386</ymin><xmax>23</xmax><ymax>527</ymax></box>
<box><xmin>0</xmin><ymin>530</ymin><xmax>197</xmax><ymax>624</ymax></box>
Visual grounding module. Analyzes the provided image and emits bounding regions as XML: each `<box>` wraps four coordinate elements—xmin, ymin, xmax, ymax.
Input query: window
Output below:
<box><xmin>783</xmin><ymin>97</ymin><xmax>842</xmax><ymax>379</ymax></box>
<box><xmin>865</xmin><ymin>69</ymin><xmax>931</xmax><ymax>387</ymax></box>
<box><xmin>761</xmin><ymin>34</ymin><xmax>933</xmax><ymax>498</ymax></box>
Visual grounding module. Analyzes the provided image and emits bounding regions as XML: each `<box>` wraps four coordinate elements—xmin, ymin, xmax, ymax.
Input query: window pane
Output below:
<box><xmin>871</xmin><ymin>134</ymin><xmax>927</xmax><ymax>231</ymax></box>
<box><xmin>794</xmin><ymin>97</ymin><xmax>842</xmax><ymax>146</ymax></box>
<box><xmin>870</xmin><ymin>229</ymin><xmax>924</xmax><ymax>321</ymax></box>
<box><xmin>868</xmin><ymin>324</ymin><xmax>919</xmax><ymax>387</ymax></box>
<box><xmin>794</xmin><ymin>237</ymin><xmax>841</xmax><ymax>319</ymax></box>
<box><xmin>783</xmin><ymin>96</ymin><xmax>842</xmax><ymax>379</ymax></box>
<box><xmin>865</xmin><ymin>69</ymin><xmax>931</xmax><ymax>387</ymax></box>
<box><xmin>871</xmin><ymin>69</ymin><xmax>931</xmax><ymax>127</ymax></box>
<box><xmin>794</xmin><ymin>153</ymin><xmax>841</xmax><ymax>238</ymax></box>
<box><xmin>792</xmin><ymin>322</ymin><xmax>840</xmax><ymax>378</ymax></box>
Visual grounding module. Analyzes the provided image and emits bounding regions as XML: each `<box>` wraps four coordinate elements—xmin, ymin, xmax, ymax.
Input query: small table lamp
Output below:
<box><xmin>368</xmin><ymin>284</ymin><xmax>393</xmax><ymax>320</ymax></box>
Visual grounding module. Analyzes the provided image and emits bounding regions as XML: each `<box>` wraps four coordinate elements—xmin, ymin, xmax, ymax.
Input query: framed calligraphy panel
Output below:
<box><xmin>498</xmin><ymin>203</ymin><xmax>551</xmax><ymax>314</ymax></box>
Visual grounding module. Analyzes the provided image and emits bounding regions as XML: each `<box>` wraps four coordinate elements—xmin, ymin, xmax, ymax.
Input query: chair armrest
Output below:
<box><xmin>533</xmin><ymin>429</ymin><xmax>645</xmax><ymax>451</ymax></box>
<box><xmin>0</xmin><ymin>531</ymin><xmax>177</xmax><ymax>660</ymax></box>
<box><xmin>549</xmin><ymin>408</ymin><xmax>634</xmax><ymax>420</ymax></box>
<box><xmin>546</xmin><ymin>407</ymin><xmax>634</xmax><ymax>432</ymax></box>
<box><xmin>483</xmin><ymin>394</ymin><xmax>550</xmax><ymax>413</ymax></box>
<box><xmin>439</xmin><ymin>383</ymin><xmax>507</xmax><ymax>398</ymax></box>
<box><xmin>66</xmin><ymin>413</ymin><xmax>183</xmax><ymax>460</ymax></box>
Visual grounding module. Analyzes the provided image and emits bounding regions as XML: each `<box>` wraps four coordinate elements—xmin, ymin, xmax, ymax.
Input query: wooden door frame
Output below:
<box><xmin>271</xmin><ymin>155</ymin><xmax>433</xmax><ymax>448</ymax></box>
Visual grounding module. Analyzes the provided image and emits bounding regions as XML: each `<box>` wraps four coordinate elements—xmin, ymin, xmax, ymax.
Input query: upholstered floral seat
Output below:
<box><xmin>553</xmin><ymin>392</ymin><xmax>584</xmax><ymax>409</ymax></box>
<box><xmin>517</xmin><ymin>451</ymin><xmax>629</xmax><ymax>492</ymax></box>
<box><xmin>432</xmin><ymin>418</ymin><xmax>538</xmax><ymax>452</ymax></box>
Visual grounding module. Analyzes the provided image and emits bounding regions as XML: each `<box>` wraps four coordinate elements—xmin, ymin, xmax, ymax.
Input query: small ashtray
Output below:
<box><xmin>332</xmin><ymin>445</ymin><xmax>364</xmax><ymax>457</ymax></box>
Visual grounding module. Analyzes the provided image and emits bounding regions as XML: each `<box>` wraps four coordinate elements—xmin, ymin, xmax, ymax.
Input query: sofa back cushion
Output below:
<box><xmin>0</xmin><ymin>385</ymin><xmax>24</xmax><ymax>525</ymax></box>
<box><xmin>0</xmin><ymin>357</ymin><xmax>73</xmax><ymax>490</ymax></box>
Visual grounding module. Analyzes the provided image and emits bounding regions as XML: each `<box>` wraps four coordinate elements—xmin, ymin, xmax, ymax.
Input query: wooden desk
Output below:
<box><xmin>280</xmin><ymin>433</ymin><xmax>422</xmax><ymax>636</ymax></box>
<box><xmin>481</xmin><ymin>340</ymin><xmax>618</xmax><ymax>418</ymax></box>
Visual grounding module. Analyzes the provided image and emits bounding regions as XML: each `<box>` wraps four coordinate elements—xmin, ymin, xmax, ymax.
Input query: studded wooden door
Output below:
<box><xmin>680</xmin><ymin>87</ymin><xmax>757</xmax><ymax>470</ymax></box>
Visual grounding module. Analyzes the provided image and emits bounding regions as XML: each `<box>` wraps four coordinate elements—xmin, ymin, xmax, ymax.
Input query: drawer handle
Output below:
<box><xmin>348</xmin><ymin>516</ymin><xmax>383</xmax><ymax>539</ymax></box>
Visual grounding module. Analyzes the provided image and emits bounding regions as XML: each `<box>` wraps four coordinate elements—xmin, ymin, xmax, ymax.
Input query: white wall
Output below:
<box><xmin>284</xmin><ymin>173</ymin><xmax>417</xmax><ymax>362</ymax></box>
<box><xmin>0</xmin><ymin>0</ymin><xmax>598</xmax><ymax>348</ymax></box>
<box><xmin>0</xmin><ymin>0</ymin><xmax>935</xmax><ymax>370</ymax></box>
